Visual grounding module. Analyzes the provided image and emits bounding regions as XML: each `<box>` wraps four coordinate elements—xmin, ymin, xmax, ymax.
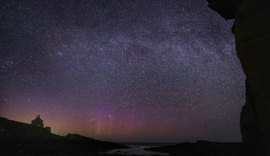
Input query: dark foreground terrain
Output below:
<box><xmin>0</xmin><ymin>117</ymin><xmax>127</xmax><ymax>156</ymax></box>
<box><xmin>146</xmin><ymin>140</ymin><xmax>242</xmax><ymax>156</ymax></box>
<box><xmin>0</xmin><ymin>117</ymin><xmax>243</xmax><ymax>156</ymax></box>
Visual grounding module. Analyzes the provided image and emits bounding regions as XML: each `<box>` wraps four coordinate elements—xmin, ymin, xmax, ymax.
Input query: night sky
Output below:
<box><xmin>0</xmin><ymin>0</ymin><xmax>245</xmax><ymax>142</ymax></box>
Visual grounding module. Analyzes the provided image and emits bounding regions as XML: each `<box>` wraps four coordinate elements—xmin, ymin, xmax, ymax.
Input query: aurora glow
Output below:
<box><xmin>0</xmin><ymin>0</ymin><xmax>245</xmax><ymax>142</ymax></box>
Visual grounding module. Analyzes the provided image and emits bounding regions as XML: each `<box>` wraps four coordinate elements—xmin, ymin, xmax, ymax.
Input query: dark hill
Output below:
<box><xmin>0</xmin><ymin>117</ymin><xmax>61</xmax><ymax>141</ymax></box>
<box><xmin>0</xmin><ymin>117</ymin><xmax>127</xmax><ymax>156</ymax></box>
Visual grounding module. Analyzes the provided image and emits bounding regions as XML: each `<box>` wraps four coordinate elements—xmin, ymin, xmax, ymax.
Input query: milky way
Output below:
<box><xmin>0</xmin><ymin>0</ymin><xmax>245</xmax><ymax>142</ymax></box>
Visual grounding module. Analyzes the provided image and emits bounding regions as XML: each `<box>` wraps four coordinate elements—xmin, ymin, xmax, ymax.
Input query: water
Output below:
<box><xmin>103</xmin><ymin>143</ymin><xmax>170</xmax><ymax>156</ymax></box>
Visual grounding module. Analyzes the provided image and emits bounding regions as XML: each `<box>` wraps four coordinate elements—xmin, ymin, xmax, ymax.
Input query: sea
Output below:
<box><xmin>103</xmin><ymin>142</ymin><xmax>174</xmax><ymax>156</ymax></box>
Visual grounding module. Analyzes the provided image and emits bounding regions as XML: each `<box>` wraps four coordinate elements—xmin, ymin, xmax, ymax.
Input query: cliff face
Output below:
<box><xmin>0</xmin><ymin>117</ymin><xmax>127</xmax><ymax>156</ymax></box>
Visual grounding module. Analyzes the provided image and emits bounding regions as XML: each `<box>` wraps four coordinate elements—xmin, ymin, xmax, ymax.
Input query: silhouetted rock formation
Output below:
<box><xmin>0</xmin><ymin>117</ymin><xmax>55</xmax><ymax>141</ymax></box>
<box><xmin>207</xmin><ymin>0</ymin><xmax>270</xmax><ymax>155</ymax></box>
<box><xmin>65</xmin><ymin>134</ymin><xmax>95</xmax><ymax>141</ymax></box>
<box><xmin>0</xmin><ymin>117</ymin><xmax>127</xmax><ymax>156</ymax></box>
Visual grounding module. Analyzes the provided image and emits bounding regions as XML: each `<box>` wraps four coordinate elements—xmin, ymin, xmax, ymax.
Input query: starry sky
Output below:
<box><xmin>0</xmin><ymin>0</ymin><xmax>245</xmax><ymax>142</ymax></box>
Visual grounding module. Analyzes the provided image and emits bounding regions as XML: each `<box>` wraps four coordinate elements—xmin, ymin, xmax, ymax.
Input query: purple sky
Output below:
<box><xmin>0</xmin><ymin>0</ymin><xmax>245</xmax><ymax>142</ymax></box>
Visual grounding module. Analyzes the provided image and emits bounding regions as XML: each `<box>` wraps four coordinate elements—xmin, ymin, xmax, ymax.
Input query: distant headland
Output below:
<box><xmin>0</xmin><ymin>116</ymin><xmax>127</xmax><ymax>156</ymax></box>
